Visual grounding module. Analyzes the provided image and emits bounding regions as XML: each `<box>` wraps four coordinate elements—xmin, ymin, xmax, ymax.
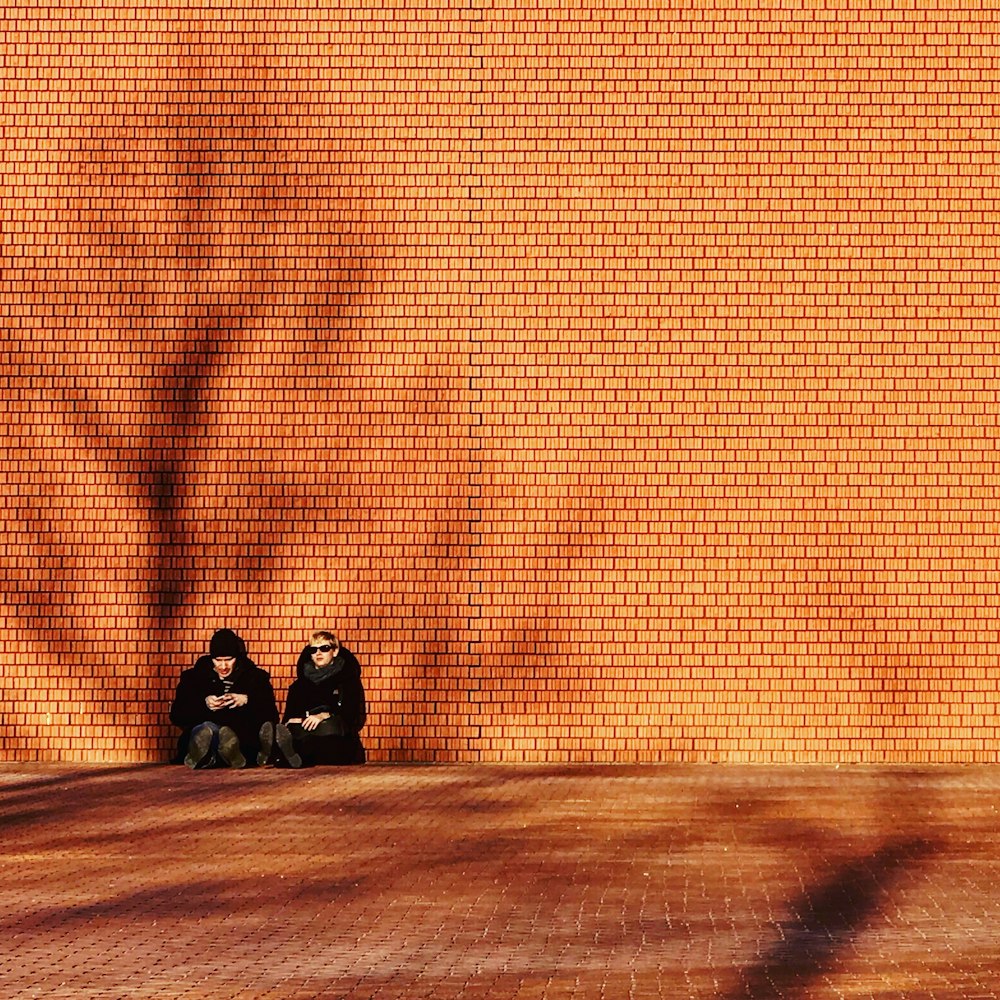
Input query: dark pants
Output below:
<box><xmin>288</xmin><ymin>723</ymin><xmax>365</xmax><ymax>766</ymax></box>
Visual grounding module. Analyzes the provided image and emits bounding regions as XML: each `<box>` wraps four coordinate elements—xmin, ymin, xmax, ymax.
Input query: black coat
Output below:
<box><xmin>282</xmin><ymin>645</ymin><xmax>366</xmax><ymax>763</ymax></box>
<box><xmin>169</xmin><ymin>656</ymin><xmax>279</xmax><ymax>760</ymax></box>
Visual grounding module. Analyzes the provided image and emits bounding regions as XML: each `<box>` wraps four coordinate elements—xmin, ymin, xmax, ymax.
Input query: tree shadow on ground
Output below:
<box><xmin>0</xmin><ymin>764</ymin><xmax>953</xmax><ymax>1000</ymax></box>
<box><xmin>719</xmin><ymin>836</ymin><xmax>939</xmax><ymax>1000</ymax></box>
<box><xmin>0</xmin><ymin>765</ymin><xmax>158</xmax><ymax>830</ymax></box>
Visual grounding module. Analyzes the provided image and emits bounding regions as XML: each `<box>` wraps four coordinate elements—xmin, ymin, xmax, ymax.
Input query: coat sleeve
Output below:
<box><xmin>338</xmin><ymin>663</ymin><xmax>367</xmax><ymax>734</ymax></box>
<box><xmin>169</xmin><ymin>668</ymin><xmax>208</xmax><ymax>731</ymax></box>
<box><xmin>282</xmin><ymin>679</ymin><xmax>308</xmax><ymax>723</ymax></box>
<box><xmin>248</xmin><ymin>668</ymin><xmax>280</xmax><ymax>727</ymax></box>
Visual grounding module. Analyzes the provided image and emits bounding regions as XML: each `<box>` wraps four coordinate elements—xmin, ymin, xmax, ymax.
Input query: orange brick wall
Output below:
<box><xmin>2</xmin><ymin>0</ymin><xmax>999</xmax><ymax>763</ymax></box>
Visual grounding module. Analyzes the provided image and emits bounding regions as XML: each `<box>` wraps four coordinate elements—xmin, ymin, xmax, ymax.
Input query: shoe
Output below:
<box><xmin>274</xmin><ymin>723</ymin><xmax>303</xmax><ymax>769</ymax></box>
<box><xmin>184</xmin><ymin>726</ymin><xmax>215</xmax><ymax>769</ymax></box>
<box><xmin>257</xmin><ymin>722</ymin><xmax>275</xmax><ymax>766</ymax></box>
<box><xmin>217</xmin><ymin>727</ymin><xmax>247</xmax><ymax>769</ymax></box>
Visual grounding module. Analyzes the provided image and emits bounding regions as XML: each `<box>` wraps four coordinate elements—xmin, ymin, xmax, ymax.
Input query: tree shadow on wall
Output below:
<box><xmin>0</xmin><ymin>32</ymin><xmax>394</xmax><ymax>759</ymax></box>
<box><xmin>473</xmin><ymin>607</ymin><xmax>627</xmax><ymax>761</ymax></box>
<box><xmin>381</xmin><ymin>521</ymin><xmax>485</xmax><ymax>763</ymax></box>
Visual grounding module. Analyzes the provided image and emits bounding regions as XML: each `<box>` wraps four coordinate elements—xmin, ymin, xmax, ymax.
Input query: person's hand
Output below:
<box><xmin>301</xmin><ymin>712</ymin><xmax>330</xmax><ymax>732</ymax></box>
<box><xmin>225</xmin><ymin>693</ymin><xmax>248</xmax><ymax>708</ymax></box>
<box><xmin>206</xmin><ymin>695</ymin><xmax>226</xmax><ymax>711</ymax></box>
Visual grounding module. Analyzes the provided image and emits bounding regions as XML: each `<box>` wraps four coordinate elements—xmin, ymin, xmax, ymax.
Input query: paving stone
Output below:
<box><xmin>0</xmin><ymin>764</ymin><xmax>997</xmax><ymax>999</ymax></box>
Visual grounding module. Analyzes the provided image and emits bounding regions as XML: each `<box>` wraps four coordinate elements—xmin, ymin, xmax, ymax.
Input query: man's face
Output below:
<box><xmin>212</xmin><ymin>657</ymin><xmax>236</xmax><ymax>678</ymax></box>
<box><xmin>309</xmin><ymin>641</ymin><xmax>339</xmax><ymax>668</ymax></box>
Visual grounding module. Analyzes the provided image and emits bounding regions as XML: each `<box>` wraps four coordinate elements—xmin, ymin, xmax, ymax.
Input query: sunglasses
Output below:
<box><xmin>308</xmin><ymin>644</ymin><xmax>337</xmax><ymax>654</ymax></box>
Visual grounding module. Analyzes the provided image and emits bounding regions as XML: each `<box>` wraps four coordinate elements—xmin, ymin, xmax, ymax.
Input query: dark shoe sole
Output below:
<box><xmin>218</xmin><ymin>727</ymin><xmax>247</xmax><ymax>769</ymax></box>
<box><xmin>257</xmin><ymin>722</ymin><xmax>274</xmax><ymax>767</ymax></box>
<box><xmin>274</xmin><ymin>724</ymin><xmax>303</xmax><ymax>768</ymax></box>
<box><xmin>184</xmin><ymin>727</ymin><xmax>215</xmax><ymax>770</ymax></box>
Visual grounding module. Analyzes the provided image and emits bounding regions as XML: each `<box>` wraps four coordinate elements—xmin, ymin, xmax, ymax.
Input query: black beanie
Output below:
<box><xmin>209</xmin><ymin>629</ymin><xmax>243</xmax><ymax>659</ymax></box>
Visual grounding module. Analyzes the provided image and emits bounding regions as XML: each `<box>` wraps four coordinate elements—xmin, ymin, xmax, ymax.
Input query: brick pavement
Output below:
<box><xmin>0</xmin><ymin>764</ymin><xmax>997</xmax><ymax>999</ymax></box>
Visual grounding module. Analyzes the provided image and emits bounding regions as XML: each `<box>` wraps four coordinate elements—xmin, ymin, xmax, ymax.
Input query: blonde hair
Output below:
<box><xmin>310</xmin><ymin>631</ymin><xmax>339</xmax><ymax>647</ymax></box>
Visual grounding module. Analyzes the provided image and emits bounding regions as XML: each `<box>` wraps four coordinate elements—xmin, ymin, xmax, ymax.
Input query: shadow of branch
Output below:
<box><xmin>720</xmin><ymin>836</ymin><xmax>939</xmax><ymax>1000</ymax></box>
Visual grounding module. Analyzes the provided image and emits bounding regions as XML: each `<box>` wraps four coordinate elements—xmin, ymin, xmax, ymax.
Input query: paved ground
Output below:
<box><xmin>0</xmin><ymin>763</ymin><xmax>997</xmax><ymax>999</ymax></box>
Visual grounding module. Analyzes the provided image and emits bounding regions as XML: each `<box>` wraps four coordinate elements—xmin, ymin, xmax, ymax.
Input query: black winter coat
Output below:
<box><xmin>283</xmin><ymin>645</ymin><xmax>366</xmax><ymax>759</ymax></box>
<box><xmin>169</xmin><ymin>656</ymin><xmax>279</xmax><ymax>760</ymax></box>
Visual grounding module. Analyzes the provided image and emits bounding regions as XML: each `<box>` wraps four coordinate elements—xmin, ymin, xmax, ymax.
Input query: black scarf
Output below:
<box><xmin>303</xmin><ymin>660</ymin><xmax>343</xmax><ymax>685</ymax></box>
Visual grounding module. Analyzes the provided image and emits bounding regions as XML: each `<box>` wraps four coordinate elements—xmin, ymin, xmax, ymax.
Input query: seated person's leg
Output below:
<box><xmin>184</xmin><ymin>722</ymin><xmax>221</xmax><ymax>769</ymax></box>
<box><xmin>274</xmin><ymin>722</ymin><xmax>304</xmax><ymax>768</ymax></box>
<box><xmin>291</xmin><ymin>729</ymin><xmax>359</xmax><ymax>766</ymax></box>
<box><xmin>217</xmin><ymin>726</ymin><xmax>247</xmax><ymax>769</ymax></box>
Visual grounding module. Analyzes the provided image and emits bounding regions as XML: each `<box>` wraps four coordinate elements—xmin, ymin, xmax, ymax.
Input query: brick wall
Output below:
<box><xmin>2</xmin><ymin>0</ymin><xmax>999</xmax><ymax>763</ymax></box>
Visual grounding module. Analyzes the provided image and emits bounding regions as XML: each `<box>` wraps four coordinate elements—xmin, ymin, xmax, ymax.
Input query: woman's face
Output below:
<box><xmin>309</xmin><ymin>640</ymin><xmax>339</xmax><ymax>668</ymax></box>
